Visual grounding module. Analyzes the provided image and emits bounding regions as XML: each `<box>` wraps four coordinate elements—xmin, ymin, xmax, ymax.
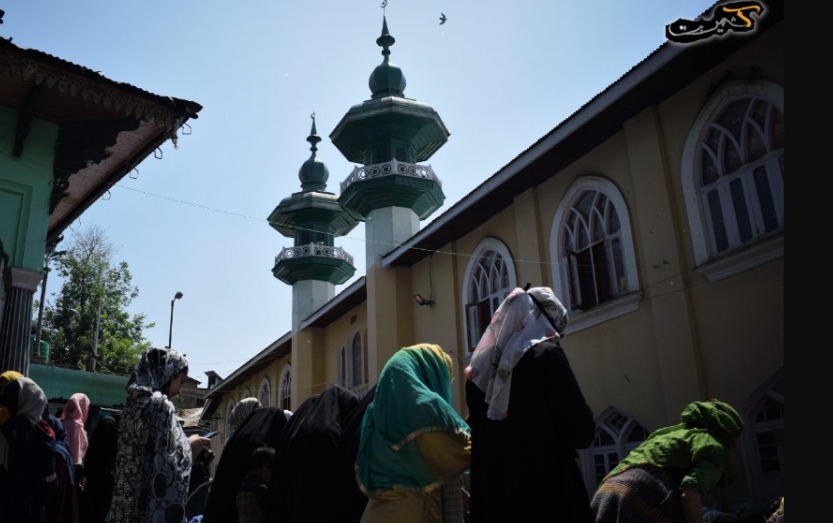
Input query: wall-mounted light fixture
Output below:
<box><xmin>414</xmin><ymin>294</ymin><xmax>434</xmax><ymax>307</ymax></box>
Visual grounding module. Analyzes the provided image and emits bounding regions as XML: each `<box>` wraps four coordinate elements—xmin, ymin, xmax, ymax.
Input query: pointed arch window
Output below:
<box><xmin>278</xmin><ymin>365</ymin><xmax>292</xmax><ymax>411</ymax></box>
<box><xmin>337</xmin><ymin>346</ymin><xmax>347</xmax><ymax>387</ymax></box>
<box><xmin>258</xmin><ymin>376</ymin><xmax>272</xmax><ymax>407</ymax></box>
<box><xmin>462</xmin><ymin>238</ymin><xmax>516</xmax><ymax>354</ymax></box>
<box><xmin>562</xmin><ymin>190</ymin><xmax>626</xmax><ymax>310</ymax></box>
<box><xmin>363</xmin><ymin>329</ymin><xmax>369</xmax><ymax>384</ymax></box>
<box><xmin>581</xmin><ymin>407</ymin><xmax>649</xmax><ymax>495</ymax></box>
<box><xmin>550</xmin><ymin>176</ymin><xmax>640</xmax><ymax>332</ymax></box>
<box><xmin>350</xmin><ymin>332</ymin><xmax>363</xmax><ymax>388</ymax></box>
<box><xmin>741</xmin><ymin>369</ymin><xmax>784</xmax><ymax>504</ymax></box>
<box><xmin>681</xmin><ymin>80</ymin><xmax>784</xmax><ymax>277</ymax></box>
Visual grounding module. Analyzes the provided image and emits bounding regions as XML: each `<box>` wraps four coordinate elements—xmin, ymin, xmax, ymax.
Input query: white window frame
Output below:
<box><xmin>580</xmin><ymin>406</ymin><xmax>649</xmax><ymax>496</ymax></box>
<box><xmin>681</xmin><ymin>80</ymin><xmax>784</xmax><ymax>281</ymax></box>
<box><xmin>349</xmin><ymin>332</ymin><xmax>363</xmax><ymax>389</ymax></box>
<box><xmin>549</xmin><ymin>176</ymin><xmax>640</xmax><ymax>333</ymax></box>
<box><xmin>278</xmin><ymin>364</ymin><xmax>292</xmax><ymax>411</ymax></box>
<box><xmin>460</xmin><ymin>237</ymin><xmax>517</xmax><ymax>359</ymax></box>
<box><xmin>337</xmin><ymin>346</ymin><xmax>346</xmax><ymax>387</ymax></box>
<box><xmin>740</xmin><ymin>368</ymin><xmax>784</xmax><ymax>505</ymax></box>
<box><xmin>258</xmin><ymin>376</ymin><xmax>272</xmax><ymax>407</ymax></box>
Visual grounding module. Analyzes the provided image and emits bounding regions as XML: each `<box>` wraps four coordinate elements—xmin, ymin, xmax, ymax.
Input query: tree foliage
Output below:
<box><xmin>37</xmin><ymin>226</ymin><xmax>153</xmax><ymax>375</ymax></box>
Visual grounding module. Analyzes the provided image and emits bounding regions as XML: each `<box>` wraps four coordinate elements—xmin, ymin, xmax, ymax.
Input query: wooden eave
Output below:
<box><xmin>0</xmin><ymin>37</ymin><xmax>202</xmax><ymax>246</ymax></box>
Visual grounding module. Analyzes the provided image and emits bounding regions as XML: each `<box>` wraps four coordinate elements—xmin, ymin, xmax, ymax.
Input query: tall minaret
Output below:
<box><xmin>269</xmin><ymin>114</ymin><xmax>358</xmax><ymax>331</ymax></box>
<box><xmin>330</xmin><ymin>16</ymin><xmax>449</xmax><ymax>379</ymax></box>
<box><xmin>331</xmin><ymin>16</ymin><xmax>449</xmax><ymax>267</ymax></box>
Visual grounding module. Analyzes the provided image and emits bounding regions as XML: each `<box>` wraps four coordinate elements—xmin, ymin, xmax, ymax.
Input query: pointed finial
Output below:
<box><xmin>307</xmin><ymin>111</ymin><xmax>321</xmax><ymax>153</ymax></box>
<box><xmin>377</xmin><ymin>15</ymin><xmax>395</xmax><ymax>61</ymax></box>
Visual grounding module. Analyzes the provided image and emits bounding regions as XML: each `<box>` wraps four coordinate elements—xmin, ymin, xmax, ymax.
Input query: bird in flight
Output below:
<box><xmin>439</xmin><ymin>13</ymin><xmax>447</xmax><ymax>25</ymax></box>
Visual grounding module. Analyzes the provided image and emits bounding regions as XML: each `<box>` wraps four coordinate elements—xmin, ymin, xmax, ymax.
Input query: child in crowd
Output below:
<box><xmin>235</xmin><ymin>446</ymin><xmax>274</xmax><ymax>523</ymax></box>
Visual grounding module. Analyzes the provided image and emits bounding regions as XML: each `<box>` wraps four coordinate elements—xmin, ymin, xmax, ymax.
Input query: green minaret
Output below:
<box><xmin>331</xmin><ymin>16</ymin><xmax>449</xmax><ymax>266</ymax></box>
<box><xmin>268</xmin><ymin>114</ymin><xmax>358</xmax><ymax>328</ymax></box>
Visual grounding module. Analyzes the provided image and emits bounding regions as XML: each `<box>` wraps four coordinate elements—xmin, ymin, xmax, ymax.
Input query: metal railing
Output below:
<box><xmin>275</xmin><ymin>244</ymin><xmax>354</xmax><ymax>266</ymax></box>
<box><xmin>340</xmin><ymin>159</ymin><xmax>441</xmax><ymax>193</ymax></box>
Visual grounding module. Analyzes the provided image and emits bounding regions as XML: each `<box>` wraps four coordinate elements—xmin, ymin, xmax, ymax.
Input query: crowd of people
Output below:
<box><xmin>0</xmin><ymin>286</ymin><xmax>784</xmax><ymax>523</ymax></box>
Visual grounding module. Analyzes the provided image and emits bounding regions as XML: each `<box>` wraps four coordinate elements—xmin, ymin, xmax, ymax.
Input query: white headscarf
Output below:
<box><xmin>464</xmin><ymin>286</ymin><xmax>568</xmax><ymax>420</ymax></box>
<box><xmin>229</xmin><ymin>397</ymin><xmax>260</xmax><ymax>430</ymax></box>
<box><xmin>10</xmin><ymin>377</ymin><xmax>48</xmax><ymax>425</ymax></box>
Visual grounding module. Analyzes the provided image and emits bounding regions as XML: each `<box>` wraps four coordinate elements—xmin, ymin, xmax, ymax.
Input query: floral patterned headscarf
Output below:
<box><xmin>127</xmin><ymin>347</ymin><xmax>188</xmax><ymax>396</ymax></box>
<box><xmin>111</xmin><ymin>347</ymin><xmax>191</xmax><ymax>522</ymax></box>
<box><xmin>465</xmin><ymin>287</ymin><xmax>568</xmax><ymax>420</ymax></box>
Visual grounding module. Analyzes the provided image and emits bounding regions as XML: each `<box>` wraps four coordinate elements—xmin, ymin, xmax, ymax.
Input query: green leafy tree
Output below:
<box><xmin>38</xmin><ymin>226</ymin><xmax>153</xmax><ymax>375</ymax></box>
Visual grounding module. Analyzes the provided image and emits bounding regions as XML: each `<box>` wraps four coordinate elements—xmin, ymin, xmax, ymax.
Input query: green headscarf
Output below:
<box><xmin>603</xmin><ymin>399</ymin><xmax>744</xmax><ymax>495</ymax></box>
<box><xmin>680</xmin><ymin>399</ymin><xmax>744</xmax><ymax>448</ymax></box>
<box><xmin>356</xmin><ymin>344</ymin><xmax>471</xmax><ymax>495</ymax></box>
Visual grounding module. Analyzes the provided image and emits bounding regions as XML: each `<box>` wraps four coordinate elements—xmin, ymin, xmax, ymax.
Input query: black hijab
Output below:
<box><xmin>271</xmin><ymin>384</ymin><xmax>367</xmax><ymax>522</ymax></box>
<box><xmin>201</xmin><ymin>406</ymin><xmax>290</xmax><ymax>523</ymax></box>
<box><xmin>79</xmin><ymin>416</ymin><xmax>118</xmax><ymax>523</ymax></box>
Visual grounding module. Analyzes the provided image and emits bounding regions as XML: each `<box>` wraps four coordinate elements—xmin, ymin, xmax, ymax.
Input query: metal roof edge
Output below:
<box><xmin>299</xmin><ymin>276</ymin><xmax>367</xmax><ymax>329</ymax></box>
<box><xmin>204</xmin><ymin>331</ymin><xmax>292</xmax><ymax>398</ymax></box>
<box><xmin>381</xmin><ymin>42</ymin><xmax>685</xmax><ymax>268</ymax></box>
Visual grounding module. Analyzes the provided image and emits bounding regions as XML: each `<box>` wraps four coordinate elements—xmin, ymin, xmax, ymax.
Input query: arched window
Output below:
<box><xmin>258</xmin><ymin>376</ymin><xmax>272</xmax><ymax>407</ymax></box>
<box><xmin>278</xmin><ymin>365</ymin><xmax>292</xmax><ymax>411</ymax></box>
<box><xmin>461</xmin><ymin>238</ymin><xmax>516</xmax><ymax>354</ymax></box>
<box><xmin>363</xmin><ymin>328</ymin><xmax>369</xmax><ymax>384</ymax></box>
<box><xmin>550</xmin><ymin>176</ymin><xmax>640</xmax><ymax>332</ymax></box>
<box><xmin>225</xmin><ymin>401</ymin><xmax>235</xmax><ymax>440</ymax></box>
<box><xmin>681</xmin><ymin>80</ymin><xmax>784</xmax><ymax>277</ymax></box>
<box><xmin>337</xmin><ymin>346</ymin><xmax>347</xmax><ymax>387</ymax></box>
<box><xmin>581</xmin><ymin>407</ymin><xmax>649</xmax><ymax>495</ymax></box>
<box><xmin>350</xmin><ymin>332</ymin><xmax>363</xmax><ymax>388</ymax></box>
<box><xmin>740</xmin><ymin>369</ymin><xmax>784</xmax><ymax>505</ymax></box>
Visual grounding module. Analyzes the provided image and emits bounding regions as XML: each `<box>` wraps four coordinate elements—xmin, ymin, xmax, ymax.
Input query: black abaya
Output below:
<box><xmin>465</xmin><ymin>340</ymin><xmax>595</xmax><ymax>523</ymax></box>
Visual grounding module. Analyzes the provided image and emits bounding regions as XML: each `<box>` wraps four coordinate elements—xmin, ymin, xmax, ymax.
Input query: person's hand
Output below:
<box><xmin>188</xmin><ymin>434</ymin><xmax>211</xmax><ymax>457</ymax></box>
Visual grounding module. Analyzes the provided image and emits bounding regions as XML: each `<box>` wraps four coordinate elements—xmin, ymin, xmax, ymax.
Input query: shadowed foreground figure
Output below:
<box><xmin>270</xmin><ymin>383</ymin><xmax>372</xmax><ymax>522</ymax></box>
<box><xmin>78</xmin><ymin>415</ymin><xmax>118</xmax><ymax>523</ymax></box>
<box><xmin>1</xmin><ymin>376</ymin><xmax>78</xmax><ymax>523</ymax></box>
<box><xmin>201</xmin><ymin>406</ymin><xmax>291</xmax><ymax>523</ymax></box>
<box><xmin>465</xmin><ymin>286</ymin><xmax>595</xmax><ymax>523</ymax></box>
<box><xmin>590</xmin><ymin>399</ymin><xmax>744</xmax><ymax>523</ymax></box>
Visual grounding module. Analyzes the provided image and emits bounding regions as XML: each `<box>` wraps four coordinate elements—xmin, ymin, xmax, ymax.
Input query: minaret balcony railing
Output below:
<box><xmin>340</xmin><ymin>159</ymin><xmax>441</xmax><ymax>193</ymax></box>
<box><xmin>275</xmin><ymin>243</ymin><xmax>354</xmax><ymax>266</ymax></box>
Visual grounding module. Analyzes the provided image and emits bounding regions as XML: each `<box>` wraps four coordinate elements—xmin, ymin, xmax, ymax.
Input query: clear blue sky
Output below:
<box><xmin>2</xmin><ymin>0</ymin><xmax>712</xmax><ymax>382</ymax></box>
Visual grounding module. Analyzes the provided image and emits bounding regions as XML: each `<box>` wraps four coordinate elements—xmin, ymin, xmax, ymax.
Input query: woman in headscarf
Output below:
<box><xmin>464</xmin><ymin>286</ymin><xmax>596</xmax><ymax>523</ymax></box>
<box><xmin>590</xmin><ymin>399</ymin><xmax>744</xmax><ymax>523</ymax></box>
<box><xmin>110</xmin><ymin>347</ymin><xmax>208</xmax><ymax>523</ymax></box>
<box><xmin>0</xmin><ymin>370</ymin><xmax>24</xmax><ymax>425</ymax></box>
<box><xmin>228</xmin><ymin>397</ymin><xmax>260</xmax><ymax>434</ymax></box>
<box><xmin>0</xmin><ymin>376</ymin><xmax>78</xmax><ymax>523</ymax></box>
<box><xmin>60</xmin><ymin>392</ymin><xmax>91</xmax><ymax>479</ymax></box>
<box><xmin>270</xmin><ymin>384</ymin><xmax>366</xmax><ymax>522</ymax></box>
<box><xmin>356</xmin><ymin>343</ymin><xmax>472</xmax><ymax>523</ymax></box>
<box><xmin>78</xmin><ymin>415</ymin><xmax>119</xmax><ymax>523</ymax></box>
<box><xmin>0</xmin><ymin>369</ymin><xmax>24</xmax><ymax>515</ymax></box>
<box><xmin>201</xmin><ymin>402</ymin><xmax>291</xmax><ymax>523</ymax></box>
